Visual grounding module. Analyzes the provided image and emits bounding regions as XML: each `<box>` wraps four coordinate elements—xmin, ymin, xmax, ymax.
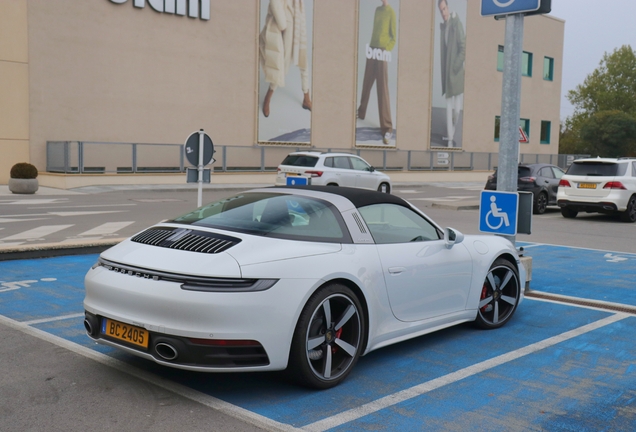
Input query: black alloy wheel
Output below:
<box><xmin>475</xmin><ymin>258</ymin><xmax>521</xmax><ymax>330</ymax></box>
<box><xmin>620</xmin><ymin>195</ymin><xmax>636</xmax><ymax>223</ymax></box>
<box><xmin>289</xmin><ymin>283</ymin><xmax>365</xmax><ymax>389</ymax></box>
<box><xmin>533</xmin><ymin>192</ymin><xmax>548</xmax><ymax>214</ymax></box>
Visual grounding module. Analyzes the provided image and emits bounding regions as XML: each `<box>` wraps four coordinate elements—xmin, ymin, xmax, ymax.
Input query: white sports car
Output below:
<box><xmin>84</xmin><ymin>186</ymin><xmax>525</xmax><ymax>389</ymax></box>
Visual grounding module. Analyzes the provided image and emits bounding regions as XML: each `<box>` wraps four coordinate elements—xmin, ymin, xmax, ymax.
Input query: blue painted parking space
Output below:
<box><xmin>1</xmin><ymin>247</ymin><xmax>635</xmax><ymax>430</ymax></box>
<box><xmin>519</xmin><ymin>243</ymin><xmax>636</xmax><ymax>305</ymax></box>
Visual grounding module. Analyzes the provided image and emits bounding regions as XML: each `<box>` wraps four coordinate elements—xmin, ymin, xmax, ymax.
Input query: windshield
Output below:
<box><xmin>567</xmin><ymin>162</ymin><xmax>626</xmax><ymax>177</ymax></box>
<box><xmin>171</xmin><ymin>193</ymin><xmax>350</xmax><ymax>243</ymax></box>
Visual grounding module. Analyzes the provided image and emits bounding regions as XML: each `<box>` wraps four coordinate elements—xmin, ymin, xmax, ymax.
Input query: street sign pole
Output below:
<box><xmin>497</xmin><ymin>13</ymin><xmax>524</xmax><ymax>245</ymax></box>
<box><xmin>197</xmin><ymin>129</ymin><xmax>204</xmax><ymax>208</ymax></box>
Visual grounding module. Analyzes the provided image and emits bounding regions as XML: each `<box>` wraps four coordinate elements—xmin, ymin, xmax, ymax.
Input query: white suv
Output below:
<box><xmin>275</xmin><ymin>152</ymin><xmax>392</xmax><ymax>193</ymax></box>
<box><xmin>557</xmin><ymin>158</ymin><xmax>636</xmax><ymax>222</ymax></box>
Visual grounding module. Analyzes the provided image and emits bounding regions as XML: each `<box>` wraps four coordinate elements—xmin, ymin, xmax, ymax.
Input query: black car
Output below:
<box><xmin>485</xmin><ymin>163</ymin><xmax>565</xmax><ymax>214</ymax></box>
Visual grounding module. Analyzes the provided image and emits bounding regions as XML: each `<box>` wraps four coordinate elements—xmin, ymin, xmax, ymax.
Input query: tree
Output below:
<box><xmin>579</xmin><ymin>110</ymin><xmax>636</xmax><ymax>158</ymax></box>
<box><xmin>561</xmin><ymin>45</ymin><xmax>636</xmax><ymax>156</ymax></box>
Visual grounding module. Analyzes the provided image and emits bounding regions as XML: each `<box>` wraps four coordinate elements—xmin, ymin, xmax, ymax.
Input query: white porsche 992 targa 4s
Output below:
<box><xmin>84</xmin><ymin>186</ymin><xmax>525</xmax><ymax>389</ymax></box>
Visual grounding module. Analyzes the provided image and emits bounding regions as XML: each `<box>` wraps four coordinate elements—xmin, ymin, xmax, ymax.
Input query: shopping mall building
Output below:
<box><xmin>0</xmin><ymin>0</ymin><xmax>564</xmax><ymax>186</ymax></box>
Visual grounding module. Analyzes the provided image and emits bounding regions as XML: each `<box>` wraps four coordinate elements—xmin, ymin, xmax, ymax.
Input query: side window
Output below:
<box><xmin>552</xmin><ymin>167</ymin><xmax>565</xmax><ymax>179</ymax></box>
<box><xmin>358</xmin><ymin>204</ymin><xmax>441</xmax><ymax>244</ymax></box>
<box><xmin>334</xmin><ymin>157</ymin><xmax>351</xmax><ymax>169</ymax></box>
<box><xmin>632</xmin><ymin>162</ymin><xmax>636</xmax><ymax>177</ymax></box>
<box><xmin>324</xmin><ymin>157</ymin><xmax>334</xmax><ymax>168</ymax></box>
<box><xmin>349</xmin><ymin>157</ymin><xmax>371</xmax><ymax>171</ymax></box>
<box><xmin>539</xmin><ymin>167</ymin><xmax>554</xmax><ymax>179</ymax></box>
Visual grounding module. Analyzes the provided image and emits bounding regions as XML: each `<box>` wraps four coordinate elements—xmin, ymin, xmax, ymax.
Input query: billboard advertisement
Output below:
<box><xmin>431</xmin><ymin>0</ymin><xmax>467</xmax><ymax>149</ymax></box>
<box><xmin>355</xmin><ymin>0</ymin><xmax>400</xmax><ymax>147</ymax></box>
<box><xmin>258</xmin><ymin>0</ymin><xmax>313</xmax><ymax>143</ymax></box>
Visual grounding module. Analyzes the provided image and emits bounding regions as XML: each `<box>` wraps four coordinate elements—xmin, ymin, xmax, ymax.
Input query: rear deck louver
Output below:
<box><xmin>131</xmin><ymin>227</ymin><xmax>240</xmax><ymax>254</ymax></box>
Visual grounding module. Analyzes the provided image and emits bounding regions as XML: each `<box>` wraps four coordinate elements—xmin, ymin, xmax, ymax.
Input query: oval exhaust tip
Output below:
<box><xmin>84</xmin><ymin>319</ymin><xmax>94</xmax><ymax>335</ymax></box>
<box><xmin>155</xmin><ymin>343</ymin><xmax>178</xmax><ymax>361</ymax></box>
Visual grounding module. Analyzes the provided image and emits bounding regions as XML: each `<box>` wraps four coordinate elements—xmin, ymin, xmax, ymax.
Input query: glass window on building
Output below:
<box><xmin>495</xmin><ymin>117</ymin><xmax>530</xmax><ymax>142</ymax></box>
<box><xmin>540</xmin><ymin>120</ymin><xmax>551</xmax><ymax>144</ymax></box>
<box><xmin>497</xmin><ymin>45</ymin><xmax>504</xmax><ymax>71</ymax></box>
<box><xmin>494</xmin><ymin>116</ymin><xmax>501</xmax><ymax>141</ymax></box>
<box><xmin>520</xmin><ymin>118</ymin><xmax>530</xmax><ymax>141</ymax></box>
<box><xmin>522</xmin><ymin>51</ymin><xmax>533</xmax><ymax>77</ymax></box>
<box><xmin>543</xmin><ymin>56</ymin><xmax>554</xmax><ymax>81</ymax></box>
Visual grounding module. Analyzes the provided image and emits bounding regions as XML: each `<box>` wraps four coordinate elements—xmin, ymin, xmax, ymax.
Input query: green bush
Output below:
<box><xmin>10</xmin><ymin>162</ymin><xmax>38</xmax><ymax>179</ymax></box>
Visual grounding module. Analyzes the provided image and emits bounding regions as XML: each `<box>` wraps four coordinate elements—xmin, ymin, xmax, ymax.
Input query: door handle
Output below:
<box><xmin>388</xmin><ymin>267</ymin><xmax>406</xmax><ymax>275</ymax></box>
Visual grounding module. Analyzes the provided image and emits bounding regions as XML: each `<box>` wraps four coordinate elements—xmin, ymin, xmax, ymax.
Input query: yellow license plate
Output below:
<box><xmin>578</xmin><ymin>183</ymin><xmax>597</xmax><ymax>189</ymax></box>
<box><xmin>102</xmin><ymin>318</ymin><xmax>149</xmax><ymax>349</ymax></box>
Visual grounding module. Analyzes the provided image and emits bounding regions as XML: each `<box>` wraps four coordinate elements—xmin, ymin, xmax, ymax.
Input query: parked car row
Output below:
<box><xmin>485</xmin><ymin>158</ymin><xmax>636</xmax><ymax>223</ymax></box>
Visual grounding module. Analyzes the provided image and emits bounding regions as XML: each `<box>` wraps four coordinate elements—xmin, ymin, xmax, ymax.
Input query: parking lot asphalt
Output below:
<box><xmin>2</xmin><ymin>245</ymin><xmax>635</xmax><ymax>431</ymax></box>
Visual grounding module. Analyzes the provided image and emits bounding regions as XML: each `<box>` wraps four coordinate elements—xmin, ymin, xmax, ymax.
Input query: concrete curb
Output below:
<box><xmin>431</xmin><ymin>200</ymin><xmax>480</xmax><ymax>211</ymax></box>
<box><xmin>0</xmin><ymin>238</ymin><xmax>124</xmax><ymax>261</ymax></box>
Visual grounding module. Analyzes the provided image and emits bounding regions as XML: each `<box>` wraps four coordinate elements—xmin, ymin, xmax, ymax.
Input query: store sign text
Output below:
<box><xmin>109</xmin><ymin>0</ymin><xmax>210</xmax><ymax>21</ymax></box>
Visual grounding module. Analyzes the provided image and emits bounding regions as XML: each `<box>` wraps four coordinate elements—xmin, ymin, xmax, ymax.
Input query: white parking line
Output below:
<box><xmin>22</xmin><ymin>312</ymin><xmax>85</xmax><ymax>325</ymax></box>
<box><xmin>76</xmin><ymin>221</ymin><xmax>135</xmax><ymax>237</ymax></box>
<box><xmin>0</xmin><ymin>225</ymin><xmax>74</xmax><ymax>241</ymax></box>
<box><xmin>303</xmin><ymin>313</ymin><xmax>629</xmax><ymax>432</ymax></box>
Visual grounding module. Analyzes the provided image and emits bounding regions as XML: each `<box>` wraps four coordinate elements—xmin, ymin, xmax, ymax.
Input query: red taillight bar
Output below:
<box><xmin>558</xmin><ymin>179</ymin><xmax>571</xmax><ymax>187</ymax></box>
<box><xmin>603</xmin><ymin>182</ymin><xmax>626</xmax><ymax>190</ymax></box>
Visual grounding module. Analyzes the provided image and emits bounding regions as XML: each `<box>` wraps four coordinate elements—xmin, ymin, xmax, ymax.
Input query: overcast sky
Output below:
<box><xmin>547</xmin><ymin>0</ymin><xmax>636</xmax><ymax>120</ymax></box>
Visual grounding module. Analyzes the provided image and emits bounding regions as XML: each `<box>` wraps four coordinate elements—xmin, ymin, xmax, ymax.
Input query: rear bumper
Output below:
<box><xmin>557</xmin><ymin>199</ymin><xmax>619</xmax><ymax>212</ymax></box>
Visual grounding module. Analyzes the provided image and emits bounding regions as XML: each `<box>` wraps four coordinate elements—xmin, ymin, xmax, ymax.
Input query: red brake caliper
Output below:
<box><xmin>480</xmin><ymin>285</ymin><xmax>489</xmax><ymax>312</ymax></box>
<box><xmin>332</xmin><ymin>328</ymin><xmax>343</xmax><ymax>354</ymax></box>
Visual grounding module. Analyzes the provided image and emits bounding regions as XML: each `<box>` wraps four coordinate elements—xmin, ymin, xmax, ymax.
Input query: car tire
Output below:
<box><xmin>327</xmin><ymin>183</ymin><xmax>338</xmax><ymax>187</ymax></box>
<box><xmin>377</xmin><ymin>182</ymin><xmax>390</xmax><ymax>194</ymax></box>
<box><xmin>560</xmin><ymin>207</ymin><xmax>578</xmax><ymax>218</ymax></box>
<box><xmin>533</xmin><ymin>192</ymin><xmax>548</xmax><ymax>214</ymax></box>
<box><xmin>289</xmin><ymin>283</ymin><xmax>365</xmax><ymax>389</ymax></box>
<box><xmin>620</xmin><ymin>195</ymin><xmax>636</xmax><ymax>223</ymax></box>
<box><xmin>474</xmin><ymin>258</ymin><xmax>520</xmax><ymax>330</ymax></box>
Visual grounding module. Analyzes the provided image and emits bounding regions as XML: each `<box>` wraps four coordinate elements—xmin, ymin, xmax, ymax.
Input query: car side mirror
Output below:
<box><xmin>369</xmin><ymin>166</ymin><xmax>375</xmax><ymax>172</ymax></box>
<box><xmin>444</xmin><ymin>227</ymin><xmax>464</xmax><ymax>249</ymax></box>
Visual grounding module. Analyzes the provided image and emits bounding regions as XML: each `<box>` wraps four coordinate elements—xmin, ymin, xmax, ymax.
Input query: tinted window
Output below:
<box><xmin>358</xmin><ymin>204</ymin><xmax>441</xmax><ymax>244</ymax></box>
<box><xmin>518</xmin><ymin>166</ymin><xmax>532</xmax><ymax>178</ymax></box>
<box><xmin>551</xmin><ymin>166</ymin><xmax>565</xmax><ymax>179</ymax></box>
<box><xmin>172</xmin><ymin>193</ymin><xmax>349</xmax><ymax>243</ymax></box>
<box><xmin>539</xmin><ymin>167</ymin><xmax>554</xmax><ymax>178</ymax></box>
<box><xmin>324</xmin><ymin>157</ymin><xmax>334</xmax><ymax>168</ymax></box>
<box><xmin>567</xmin><ymin>162</ymin><xmax>626</xmax><ymax>177</ymax></box>
<box><xmin>280</xmin><ymin>155</ymin><xmax>318</xmax><ymax>167</ymax></box>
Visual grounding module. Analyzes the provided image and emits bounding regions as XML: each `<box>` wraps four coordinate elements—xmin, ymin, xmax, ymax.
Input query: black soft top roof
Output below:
<box><xmin>270</xmin><ymin>185</ymin><xmax>410</xmax><ymax>208</ymax></box>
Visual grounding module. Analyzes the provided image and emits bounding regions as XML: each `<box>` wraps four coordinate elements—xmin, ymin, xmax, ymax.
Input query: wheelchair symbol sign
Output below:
<box><xmin>479</xmin><ymin>191</ymin><xmax>518</xmax><ymax>235</ymax></box>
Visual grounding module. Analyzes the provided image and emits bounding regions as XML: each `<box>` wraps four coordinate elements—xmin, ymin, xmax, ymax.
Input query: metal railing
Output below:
<box><xmin>46</xmin><ymin>141</ymin><xmax>587</xmax><ymax>174</ymax></box>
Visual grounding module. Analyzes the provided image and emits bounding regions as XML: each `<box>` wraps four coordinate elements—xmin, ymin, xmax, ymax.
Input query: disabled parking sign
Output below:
<box><xmin>479</xmin><ymin>191</ymin><xmax>519</xmax><ymax>235</ymax></box>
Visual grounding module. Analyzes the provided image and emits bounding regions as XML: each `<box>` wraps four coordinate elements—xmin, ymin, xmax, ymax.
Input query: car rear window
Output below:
<box><xmin>518</xmin><ymin>166</ymin><xmax>532</xmax><ymax>177</ymax></box>
<box><xmin>491</xmin><ymin>166</ymin><xmax>533</xmax><ymax>178</ymax></box>
<box><xmin>280</xmin><ymin>155</ymin><xmax>318</xmax><ymax>167</ymax></box>
<box><xmin>171</xmin><ymin>193</ymin><xmax>351</xmax><ymax>243</ymax></box>
<box><xmin>567</xmin><ymin>162</ymin><xmax>627</xmax><ymax>177</ymax></box>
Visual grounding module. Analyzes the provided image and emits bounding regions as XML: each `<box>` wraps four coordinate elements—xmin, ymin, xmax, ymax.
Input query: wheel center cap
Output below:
<box><xmin>325</xmin><ymin>330</ymin><xmax>334</xmax><ymax>343</ymax></box>
<box><xmin>494</xmin><ymin>291</ymin><xmax>501</xmax><ymax>300</ymax></box>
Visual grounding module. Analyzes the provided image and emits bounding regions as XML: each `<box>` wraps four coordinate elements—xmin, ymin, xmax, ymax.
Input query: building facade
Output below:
<box><xmin>0</xmin><ymin>0</ymin><xmax>564</xmax><ymax>184</ymax></box>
